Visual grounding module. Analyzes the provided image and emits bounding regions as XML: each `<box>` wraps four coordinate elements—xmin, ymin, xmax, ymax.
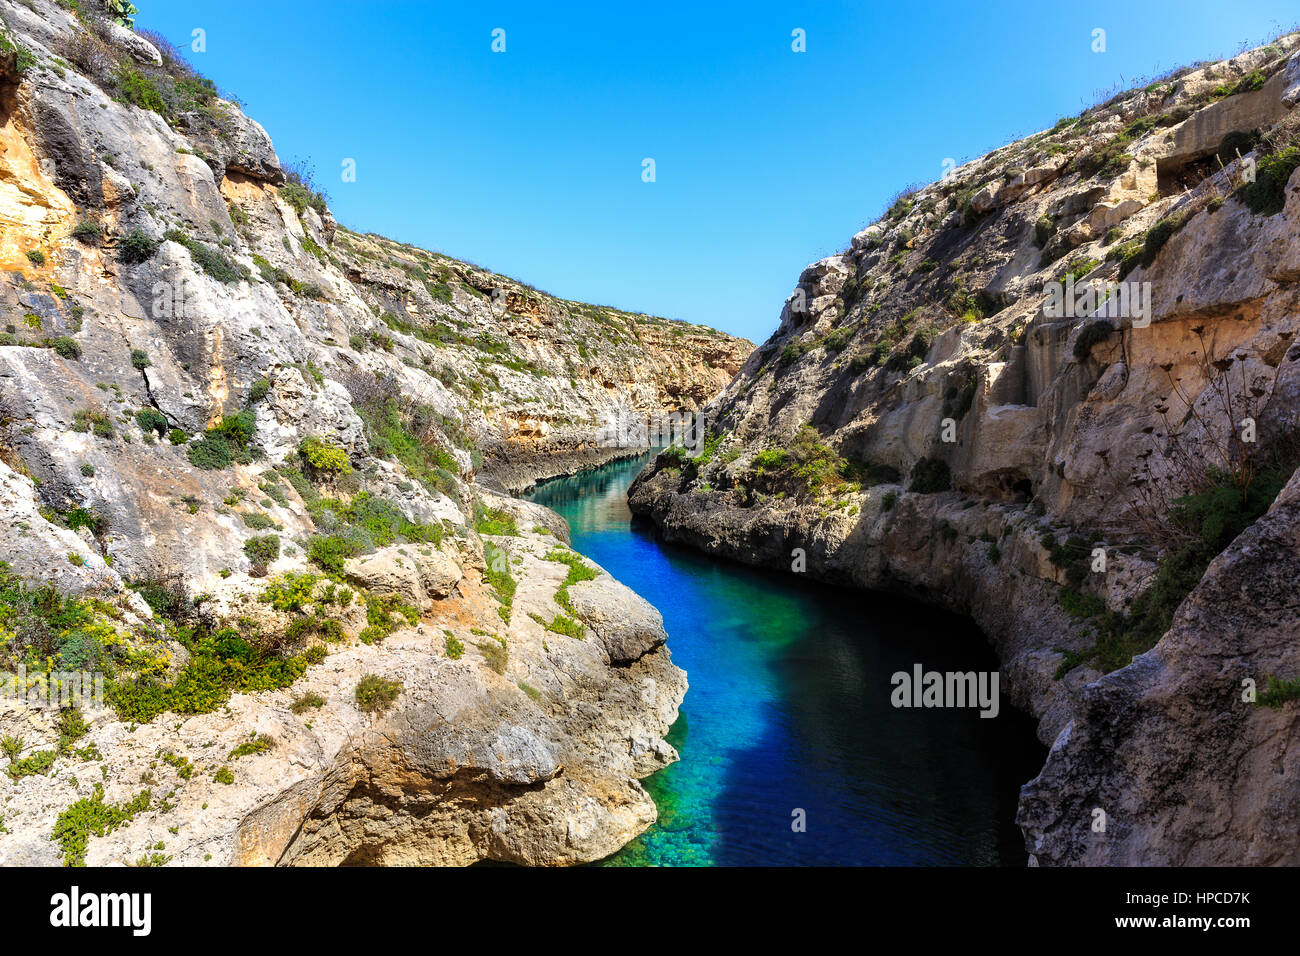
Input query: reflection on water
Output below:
<box><xmin>526</xmin><ymin>456</ymin><xmax>1045</xmax><ymax>866</ymax></box>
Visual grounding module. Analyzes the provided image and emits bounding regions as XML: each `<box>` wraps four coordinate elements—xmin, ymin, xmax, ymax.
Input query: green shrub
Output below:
<box><xmin>186</xmin><ymin>434</ymin><xmax>232</xmax><ymax>469</ymax></box>
<box><xmin>72</xmin><ymin>408</ymin><xmax>113</xmax><ymax>439</ymax></box>
<box><xmin>72</xmin><ymin>220</ymin><xmax>103</xmax><ymax>243</ymax></box>
<box><xmin>110</xmin><ymin>623</ymin><xmax>311</xmax><ymax>723</ymax></box>
<box><xmin>58</xmin><ymin>706</ymin><xmax>91</xmax><ymax>741</ymax></box>
<box><xmin>545</xmin><ymin>548</ymin><xmax>598</xmax><ymax>612</ymax></box>
<box><xmin>115</xmin><ymin>65</ymin><xmax>165</xmax><ymax>113</ymax></box>
<box><xmin>346</xmin><ymin>389</ymin><xmax>461</xmax><ymax>496</ymax></box>
<box><xmin>530</xmin><ymin>611</ymin><xmax>585</xmax><ymax>639</ymax></box>
<box><xmin>1140</xmin><ymin>212</ymin><xmax>1189</xmax><ymax>268</ymax></box>
<box><xmin>243</xmin><ymin>535</ymin><xmax>280</xmax><ymax>576</ymax></box>
<box><xmin>210</xmin><ymin>410</ymin><xmax>257</xmax><ymax>447</ymax></box>
<box><xmin>1058</xmin><ymin>586</ymin><xmax>1107</xmax><ymax>620</ymax></box>
<box><xmin>228</xmin><ymin>734</ymin><xmax>274</xmax><ymax>760</ymax></box>
<box><xmin>135</xmin><ymin>407</ymin><xmax>168</xmax><ymax>437</ymax></box>
<box><xmin>279</xmin><ymin>182</ymin><xmax>327</xmax><ymax>217</ymax></box>
<box><xmin>299</xmin><ymin>436</ymin><xmax>351</xmax><ymax>474</ymax></box>
<box><xmin>1258</xmin><ymin>675</ymin><xmax>1300</xmax><ymax>708</ymax></box>
<box><xmin>247</xmin><ymin>377</ymin><xmax>270</xmax><ymax>403</ymax></box>
<box><xmin>752</xmin><ymin>448</ymin><xmax>789</xmax><ymax>472</ymax></box>
<box><xmin>355</xmin><ymin>674</ymin><xmax>402</xmax><ymax>714</ymax></box>
<box><xmin>240</xmin><ymin>511</ymin><xmax>276</xmax><ymax>530</ymax></box>
<box><xmin>1109</xmin><ymin>239</ymin><xmax>1145</xmax><ymax>280</ymax></box>
<box><xmin>164</xmin><ymin>229</ymin><xmax>248</xmax><ymax>283</ymax></box>
<box><xmin>1033</xmin><ymin>215</ymin><xmax>1055</xmax><ymax>248</ymax></box>
<box><xmin>1059</xmin><ymin>258</ymin><xmax>1100</xmax><ymax>284</ymax></box>
<box><xmin>473</xmin><ymin>503</ymin><xmax>518</xmax><ymax>536</ymax></box>
<box><xmin>908</xmin><ymin>457</ymin><xmax>952</xmax><ymax>494</ymax></box>
<box><xmin>52</xmin><ymin>786</ymin><xmax>152</xmax><ymax>866</ymax></box>
<box><xmin>168</xmin><ymin>428</ymin><xmax>189</xmax><ymax>445</ymax></box>
<box><xmin>360</xmin><ymin>593</ymin><xmax>419</xmax><ymax>644</ymax></box>
<box><xmin>25</xmin><ymin>249</ymin><xmax>45</xmax><ymax>266</ymax></box>
<box><xmin>747</xmin><ymin>427</ymin><xmax>847</xmax><ymax>498</ymax></box>
<box><xmin>117</xmin><ymin>229</ymin><xmax>161</xmax><ymax>264</ymax></box>
<box><xmin>883</xmin><ymin>325</ymin><xmax>937</xmax><ymax>372</ymax></box>
<box><xmin>444</xmin><ymin>634</ymin><xmax>465</xmax><ymax>659</ymax></box>
<box><xmin>306</xmin><ymin>534</ymin><xmax>358</xmax><ymax>575</ymax></box>
<box><xmin>51</xmin><ymin>336</ymin><xmax>81</xmax><ymax>359</ymax></box>
<box><xmin>1235</xmin><ymin>145</ymin><xmax>1300</xmax><ymax>217</ymax></box>
<box><xmin>7</xmin><ymin>747</ymin><xmax>57</xmax><ymax>780</ymax></box>
<box><xmin>1059</xmin><ymin>467</ymin><xmax>1289</xmax><ymax>677</ymax></box>
<box><xmin>308</xmin><ymin>492</ymin><xmax>443</xmax><ymax>548</ymax></box>
<box><xmin>258</xmin><ymin>572</ymin><xmax>319</xmax><ymax>612</ymax></box>
<box><xmin>483</xmin><ymin>542</ymin><xmax>516</xmax><ymax>623</ymax></box>
<box><xmin>1073</xmin><ymin>128</ymin><xmax>1137</xmax><ymax>180</ymax></box>
<box><xmin>188</xmin><ymin>411</ymin><xmax>257</xmax><ymax>469</ymax></box>
<box><xmin>131</xmin><ymin>349</ymin><xmax>150</xmax><ymax>370</ymax></box>
<box><xmin>1210</xmin><ymin>69</ymin><xmax>1266</xmax><ymax>100</ymax></box>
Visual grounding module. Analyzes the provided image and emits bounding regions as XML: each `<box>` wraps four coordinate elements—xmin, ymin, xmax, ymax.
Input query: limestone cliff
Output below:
<box><xmin>0</xmin><ymin>0</ymin><xmax>747</xmax><ymax>866</ymax></box>
<box><xmin>630</xmin><ymin>35</ymin><xmax>1300</xmax><ymax>864</ymax></box>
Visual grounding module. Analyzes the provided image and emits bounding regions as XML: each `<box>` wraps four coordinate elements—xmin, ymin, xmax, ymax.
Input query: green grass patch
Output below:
<box><xmin>355</xmin><ymin>674</ymin><xmax>402</xmax><ymax>714</ymax></box>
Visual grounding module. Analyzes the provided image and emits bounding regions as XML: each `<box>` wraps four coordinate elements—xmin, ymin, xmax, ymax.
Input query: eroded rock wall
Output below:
<box><xmin>0</xmin><ymin>0</ymin><xmax>734</xmax><ymax>866</ymax></box>
<box><xmin>630</xmin><ymin>36</ymin><xmax>1300</xmax><ymax>864</ymax></box>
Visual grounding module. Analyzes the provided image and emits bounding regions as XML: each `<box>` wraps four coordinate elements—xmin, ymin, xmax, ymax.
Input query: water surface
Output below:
<box><xmin>525</xmin><ymin>455</ymin><xmax>1045</xmax><ymax>866</ymax></box>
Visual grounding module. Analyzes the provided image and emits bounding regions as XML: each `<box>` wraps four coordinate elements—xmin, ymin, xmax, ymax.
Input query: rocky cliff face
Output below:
<box><xmin>0</xmin><ymin>0</ymin><xmax>745</xmax><ymax>866</ymax></box>
<box><xmin>630</xmin><ymin>36</ymin><xmax>1300</xmax><ymax>864</ymax></box>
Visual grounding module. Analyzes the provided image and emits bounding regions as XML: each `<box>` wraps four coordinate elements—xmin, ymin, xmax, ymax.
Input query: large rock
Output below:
<box><xmin>1018</xmin><ymin>471</ymin><xmax>1300</xmax><ymax>865</ymax></box>
<box><xmin>566</xmin><ymin>576</ymin><xmax>668</xmax><ymax>664</ymax></box>
<box><xmin>343</xmin><ymin>545</ymin><xmax>463</xmax><ymax>610</ymax></box>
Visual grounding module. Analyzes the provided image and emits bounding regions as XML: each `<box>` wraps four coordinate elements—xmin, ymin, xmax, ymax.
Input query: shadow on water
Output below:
<box><xmin>525</xmin><ymin>455</ymin><xmax>1046</xmax><ymax>866</ymax></box>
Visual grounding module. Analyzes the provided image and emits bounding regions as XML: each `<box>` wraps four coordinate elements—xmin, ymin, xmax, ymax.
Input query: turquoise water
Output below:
<box><xmin>525</xmin><ymin>455</ymin><xmax>1045</xmax><ymax>866</ymax></box>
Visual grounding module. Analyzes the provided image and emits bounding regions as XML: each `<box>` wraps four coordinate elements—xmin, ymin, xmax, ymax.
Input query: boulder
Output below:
<box><xmin>566</xmin><ymin>577</ymin><xmax>668</xmax><ymax>664</ymax></box>
<box><xmin>344</xmin><ymin>545</ymin><xmax>462</xmax><ymax>610</ymax></box>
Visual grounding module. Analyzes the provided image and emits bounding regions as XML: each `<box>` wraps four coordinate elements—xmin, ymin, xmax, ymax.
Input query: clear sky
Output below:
<box><xmin>139</xmin><ymin>0</ymin><xmax>1297</xmax><ymax>343</ymax></box>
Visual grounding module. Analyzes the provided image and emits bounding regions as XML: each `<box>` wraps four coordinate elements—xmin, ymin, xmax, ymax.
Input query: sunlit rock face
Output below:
<box><xmin>0</xmin><ymin>0</ymin><xmax>749</xmax><ymax>866</ymax></box>
<box><xmin>630</xmin><ymin>35</ymin><xmax>1300</xmax><ymax>864</ymax></box>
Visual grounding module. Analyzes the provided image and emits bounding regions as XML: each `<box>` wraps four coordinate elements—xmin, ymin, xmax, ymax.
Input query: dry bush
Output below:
<box><xmin>53</xmin><ymin>29</ymin><xmax>117</xmax><ymax>87</ymax></box>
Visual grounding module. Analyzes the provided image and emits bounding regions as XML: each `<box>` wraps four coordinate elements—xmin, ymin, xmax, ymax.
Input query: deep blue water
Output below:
<box><xmin>525</xmin><ymin>455</ymin><xmax>1045</xmax><ymax>866</ymax></box>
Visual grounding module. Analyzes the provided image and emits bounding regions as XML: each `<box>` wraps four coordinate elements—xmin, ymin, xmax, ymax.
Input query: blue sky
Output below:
<box><xmin>141</xmin><ymin>1</ymin><xmax>1297</xmax><ymax>343</ymax></box>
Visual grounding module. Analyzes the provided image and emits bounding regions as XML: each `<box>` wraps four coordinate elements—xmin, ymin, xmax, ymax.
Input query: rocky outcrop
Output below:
<box><xmin>0</xmin><ymin>0</ymin><xmax>723</xmax><ymax>866</ymax></box>
<box><xmin>631</xmin><ymin>35</ymin><xmax>1300</xmax><ymax>864</ymax></box>
<box><xmin>1019</xmin><ymin>470</ymin><xmax>1300</xmax><ymax>865</ymax></box>
<box><xmin>333</xmin><ymin>229</ymin><xmax>752</xmax><ymax>494</ymax></box>
<box><xmin>343</xmin><ymin>545</ymin><xmax>462</xmax><ymax>612</ymax></box>
<box><xmin>0</xmin><ymin>522</ymin><xmax>686</xmax><ymax>866</ymax></box>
